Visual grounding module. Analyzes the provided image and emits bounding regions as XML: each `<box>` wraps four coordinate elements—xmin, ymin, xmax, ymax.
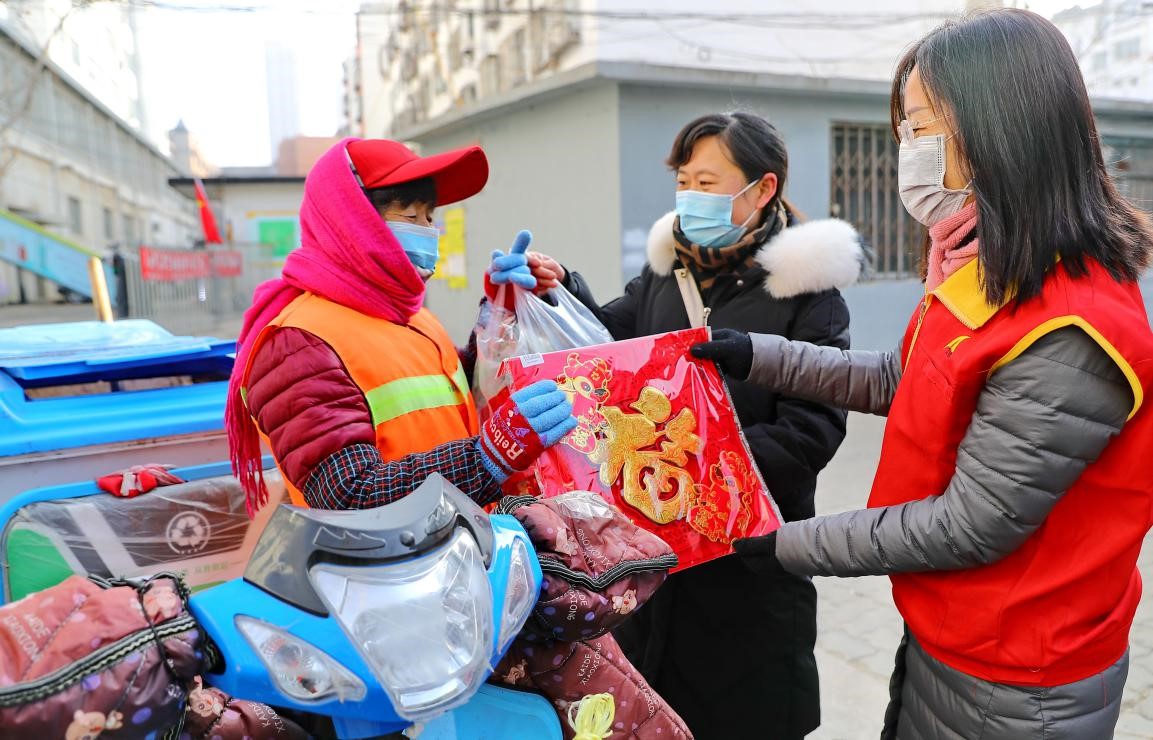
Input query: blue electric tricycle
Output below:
<box><xmin>0</xmin><ymin>320</ymin><xmax>561</xmax><ymax>739</ymax></box>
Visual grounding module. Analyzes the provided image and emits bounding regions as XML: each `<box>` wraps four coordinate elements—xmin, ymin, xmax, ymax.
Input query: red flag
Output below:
<box><xmin>193</xmin><ymin>178</ymin><xmax>223</xmax><ymax>244</ymax></box>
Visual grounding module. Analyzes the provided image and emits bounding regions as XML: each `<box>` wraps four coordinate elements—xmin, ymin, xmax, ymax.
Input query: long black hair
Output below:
<box><xmin>667</xmin><ymin>112</ymin><xmax>791</xmax><ymax>218</ymax></box>
<box><xmin>892</xmin><ymin>8</ymin><xmax>1153</xmax><ymax>304</ymax></box>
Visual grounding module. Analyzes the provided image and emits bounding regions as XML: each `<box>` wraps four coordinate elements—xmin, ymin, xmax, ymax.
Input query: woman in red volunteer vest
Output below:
<box><xmin>225</xmin><ymin>138</ymin><xmax>575</xmax><ymax>514</ymax></box>
<box><xmin>692</xmin><ymin>9</ymin><xmax>1153</xmax><ymax>739</ymax></box>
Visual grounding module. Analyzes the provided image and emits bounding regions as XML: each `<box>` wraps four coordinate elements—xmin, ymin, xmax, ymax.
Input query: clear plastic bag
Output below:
<box><xmin>472</xmin><ymin>286</ymin><xmax>612</xmax><ymax>416</ymax></box>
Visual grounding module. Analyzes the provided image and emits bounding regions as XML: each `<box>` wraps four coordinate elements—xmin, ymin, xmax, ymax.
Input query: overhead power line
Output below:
<box><xmin>117</xmin><ymin>1</ymin><xmax>963</xmax><ymax>28</ymax></box>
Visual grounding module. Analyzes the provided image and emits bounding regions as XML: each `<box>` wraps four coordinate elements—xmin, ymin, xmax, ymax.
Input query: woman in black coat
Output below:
<box><xmin>522</xmin><ymin>112</ymin><xmax>866</xmax><ymax>739</ymax></box>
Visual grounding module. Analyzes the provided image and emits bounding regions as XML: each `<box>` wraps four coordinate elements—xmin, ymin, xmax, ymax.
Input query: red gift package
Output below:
<box><xmin>502</xmin><ymin>327</ymin><xmax>782</xmax><ymax>571</ymax></box>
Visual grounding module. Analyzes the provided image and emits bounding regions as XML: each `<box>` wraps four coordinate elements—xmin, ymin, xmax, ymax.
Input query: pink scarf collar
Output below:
<box><xmin>226</xmin><ymin>138</ymin><xmax>426</xmax><ymax>513</ymax></box>
<box><xmin>926</xmin><ymin>201</ymin><xmax>979</xmax><ymax>291</ymax></box>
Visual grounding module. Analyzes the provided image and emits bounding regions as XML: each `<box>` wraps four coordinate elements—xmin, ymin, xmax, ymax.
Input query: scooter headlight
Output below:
<box><xmin>235</xmin><ymin>616</ymin><xmax>367</xmax><ymax>703</ymax></box>
<box><xmin>497</xmin><ymin>536</ymin><xmax>537</xmax><ymax>651</ymax></box>
<box><xmin>310</xmin><ymin>528</ymin><xmax>493</xmax><ymax>722</ymax></box>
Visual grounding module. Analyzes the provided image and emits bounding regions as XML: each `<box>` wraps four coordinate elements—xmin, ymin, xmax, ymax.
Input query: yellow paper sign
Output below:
<box><xmin>435</xmin><ymin>207</ymin><xmax>468</xmax><ymax>290</ymax></box>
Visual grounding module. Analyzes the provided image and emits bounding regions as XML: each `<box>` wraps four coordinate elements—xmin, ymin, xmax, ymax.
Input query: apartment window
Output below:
<box><xmin>503</xmin><ymin>29</ymin><xmax>527</xmax><ymax>87</ymax></box>
<box><xmin>66</xmin><ymin>196</ymin><xmax>83</xmax><ymax>235</ymax></box>
<box><xmin>449</xmin><ymin>28</ymin><xmax>462</xmax><ymax>70</ymax></box>
<box><xmin>122</xmin><ymin>214</ymin><xmax>137</xmax><ymax>246</ymax></box>
<box><xmin>480</xmin><ymin>53</ymin><xmax>501</xmax><ymax>95</ymax></box>
<box><xmin>1114</xmin><ymin>37</ymin><xmax>1140</xmax><ymax>61</ymax></box>
<box><xmin>103</xmin><ymin>207</ymin><xmax>114</xmax><ymax>241</ymax></box>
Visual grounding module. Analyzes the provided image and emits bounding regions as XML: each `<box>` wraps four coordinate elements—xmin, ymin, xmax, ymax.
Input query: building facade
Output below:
<box><xmin>275</xmin><ymin>136</ymin><xmax>342</xmax><ymax>177</ymax></box>
<box><xmin>265</xmin><ymin>41</ymin><xmax>303</xmax><ymax>164</ymax></box>
<box><xmin>343</xmin><ymin>0</ymin><xmax>965</xmax><ymax>139</ymax></box>
<box><xmin>392</xmin><ymin>62</ymin><xmax>1153</xmax><ymax>342</ymax></box>
<box><xmin>1053</xmin><ymin>0</ymin><xmax>1153</xmax><ymax>102</ymax></box>
<box><xmin>169</xmin><ymin>176</ymin><xmax>305</xmax><ymax>257</ymax></box>
<box><xmin>168</xmin><ymin>120</ymin><xmax>218</xmax><ymax>179</ymax></box>
<box><xmin>0</xmin><ymin>0</ymin><xmax>148</xmax><ymax>132</ymax></box>
<box><xmin>0</xmin><ymin>22</ymin><xmax>194</xmax><ymax>302</ymax></box>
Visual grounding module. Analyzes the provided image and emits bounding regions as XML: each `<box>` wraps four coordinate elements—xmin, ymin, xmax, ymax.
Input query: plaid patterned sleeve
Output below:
<box><xmin>302</xmin><ymin>439</ymin><xmax>504</xmax><ymax>510</ymax></box>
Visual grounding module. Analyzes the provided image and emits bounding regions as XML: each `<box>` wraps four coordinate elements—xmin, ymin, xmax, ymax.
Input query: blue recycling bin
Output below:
<box><xmin>0</xmin><ymin>320</ymin><xmax>236</xmax><ymax>498</ymax></box>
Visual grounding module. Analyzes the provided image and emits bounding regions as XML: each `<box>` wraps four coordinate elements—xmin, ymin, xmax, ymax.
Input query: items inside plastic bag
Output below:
<box><xmin>472</xmin><ymin>286</ymin><xmax>612</xmax><ymax>417</ymax></box>
<box><xmin>503</xmin><ymin>327</ymin><xmax>782</xmax><ymax>571</ymax></box>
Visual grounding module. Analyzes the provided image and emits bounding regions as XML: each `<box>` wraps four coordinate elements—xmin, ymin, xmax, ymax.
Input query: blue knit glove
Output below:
<box><xmin>478</xmin><ymin>380</ymin><xmax>577</xmax><ymax>483</ymax></box>
<box><xmin>486</xmin><ymin>230</ymin><xmax>537</xmax><ymax>308</ymax></box>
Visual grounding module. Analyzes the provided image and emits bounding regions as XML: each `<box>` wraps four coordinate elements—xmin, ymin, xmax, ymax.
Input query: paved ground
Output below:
<box><xmin>810</xmin><ymin>412</ymin><xmax>1153</xmax><ymax>739</ymax></box>
<box><xmin>0</xmin><ymin>302</ymin><xmax>95</xmax><ymax>328</ymax></box>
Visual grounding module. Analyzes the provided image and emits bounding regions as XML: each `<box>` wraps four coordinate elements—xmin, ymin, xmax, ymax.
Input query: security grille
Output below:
<box><xmin>831</xmin><ymin>122</ymin><xmax>921</xmax><ymax>278</ymax></box>
<box><xmin>1104</xmin><ymin>136</ymin><xmax>1153</xmax><ymax>214</ymax></box>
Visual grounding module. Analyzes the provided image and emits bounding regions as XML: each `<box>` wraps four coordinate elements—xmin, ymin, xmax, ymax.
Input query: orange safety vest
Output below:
<box><xmin>242</xmin><ymin>292</ymin><xmax>478</xmax><ymax>506</ymax></box>
<box><xmin>870</xmin><ymin>258</ymin><xmax>1153</xmax><ymax>685</ymax></box>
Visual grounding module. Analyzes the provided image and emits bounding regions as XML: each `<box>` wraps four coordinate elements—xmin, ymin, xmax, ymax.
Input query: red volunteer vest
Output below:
<box><xmin>869</xmin><ymin>258</ymin><xmax>1153</xmax><ymax>685</ymax></box>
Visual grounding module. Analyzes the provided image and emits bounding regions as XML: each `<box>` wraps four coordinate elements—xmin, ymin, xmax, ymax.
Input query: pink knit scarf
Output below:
<box><xmin>925</xmin><ymin>201</ymin><xmax>979</xmax><ymax>291</ymax></box>
<box><xmin>226</xmin><ymin>138</ymin><xmax>426</xmax><ymax>514</ymax></box>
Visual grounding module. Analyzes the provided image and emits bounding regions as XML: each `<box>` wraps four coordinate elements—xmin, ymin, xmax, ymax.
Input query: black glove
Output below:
<box><xmin>690</xmin><ymin>328</ymin><xmax>754</xmax><ymax>381</ymax></box>
<box><xmin>732</xmin><ymin>532</ymin><xmax>790</xmax><ymax>576</ymax></box>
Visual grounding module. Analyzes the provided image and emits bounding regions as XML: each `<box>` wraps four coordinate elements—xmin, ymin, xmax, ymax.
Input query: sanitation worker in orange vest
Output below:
<box><xmin>225</xmin><ymin>138</ymin><xmax>574</xmax><ymax>513</ymax></box>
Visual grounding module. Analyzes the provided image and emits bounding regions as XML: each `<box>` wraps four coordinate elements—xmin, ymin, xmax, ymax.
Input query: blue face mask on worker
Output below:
<box><xmin>389</xmin><ymin>221</ymin><xmax>440</xmax><ymax>273</ymax></box>
<box><xmin>675</xmin><ymin>178</ymin><xmax>762</xmax><ymax>248</ymax></box>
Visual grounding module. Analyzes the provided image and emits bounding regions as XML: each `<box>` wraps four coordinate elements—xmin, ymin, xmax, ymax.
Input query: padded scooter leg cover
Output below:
<box><xmin>183</xmin><ymin>676</ymin><xmax>308</xmax><ymax>739</ymax></box>
<box><xmin>0</xmin><ymin>574</ymin><xmax>205</xmax><ymax>737</ymax></box>
<box><xmin>494</xmin><ymin>633</ymin><xmax>692</xmax><ymax>739</ymax></box>
<box><xmin>496</xmin><ymin>493</ymin><xmax>677</xmax><ymax>643</ymax></box>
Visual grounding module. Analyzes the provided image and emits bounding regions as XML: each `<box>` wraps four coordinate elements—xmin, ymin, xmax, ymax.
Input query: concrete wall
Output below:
<box><xmin>614</xmin><ymin>83</ymin><xmax>887</xmax><ymax>279</ymax></box>
<box><xmin>415</xmin><ymin>82</ymin><xmax>622</xmax><ymax>342</ymax></box>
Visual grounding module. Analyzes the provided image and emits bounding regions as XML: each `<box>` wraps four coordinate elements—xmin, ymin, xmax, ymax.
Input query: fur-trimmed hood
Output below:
<box><xmin>645</xmin><ymin>211</ymin><xmax>866</xmax><ymax>299</ymax></box>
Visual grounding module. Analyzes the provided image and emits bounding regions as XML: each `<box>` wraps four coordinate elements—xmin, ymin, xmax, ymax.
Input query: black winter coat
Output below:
<box><xmin>562</xmin><ymin>211</ymin><xmax>864</xmax><ymax>739</ymax></box>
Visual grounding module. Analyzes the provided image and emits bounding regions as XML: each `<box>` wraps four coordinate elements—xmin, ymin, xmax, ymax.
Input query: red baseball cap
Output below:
<box><xmin>345</xmin><ymin>139</ymin><xmax>489</xmax><ymax>206</ymax></box>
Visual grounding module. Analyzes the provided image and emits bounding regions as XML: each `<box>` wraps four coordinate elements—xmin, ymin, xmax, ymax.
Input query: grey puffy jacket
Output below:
<box><xmin>744</xmin><ymin>325</ymin><xmax>1134</xmax><ymax>739</ymax></box>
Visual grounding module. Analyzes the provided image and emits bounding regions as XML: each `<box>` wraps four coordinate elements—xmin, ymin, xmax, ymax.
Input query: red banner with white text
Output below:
<box><xmin>139</xmin><ymin>247</ymin><xmax>242</xmax><ymax>282</ymax></box>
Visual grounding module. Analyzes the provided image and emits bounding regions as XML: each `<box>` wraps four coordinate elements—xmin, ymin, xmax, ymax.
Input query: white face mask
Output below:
<box><xmin>897</xmin><ymin>119</ymin><xmax>972</xmax><ymax>227</ymax></box>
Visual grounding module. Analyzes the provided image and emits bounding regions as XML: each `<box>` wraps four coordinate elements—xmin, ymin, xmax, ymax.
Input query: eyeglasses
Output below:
<box><xmin>899</xmin><ymin>116</ymin><xmax>956</xmax><ymax>144</ymax></box>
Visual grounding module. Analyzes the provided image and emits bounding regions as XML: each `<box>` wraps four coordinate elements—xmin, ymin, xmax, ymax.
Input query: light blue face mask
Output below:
<box><xmin>388</xmin><ymin>221</ymin><xmax>440</xmax><ymax>272</ymax></box>
<box><xmin>674</xmin><ymin>179</ymin><xmax>761</xmax><ymax>248</ymax></box>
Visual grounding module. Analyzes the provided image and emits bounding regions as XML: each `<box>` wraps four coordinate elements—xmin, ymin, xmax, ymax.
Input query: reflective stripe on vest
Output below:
<box><xmin>366</xmin><ymin>365</ymin><xmax>471</xmax><ymax>426</ymax></box>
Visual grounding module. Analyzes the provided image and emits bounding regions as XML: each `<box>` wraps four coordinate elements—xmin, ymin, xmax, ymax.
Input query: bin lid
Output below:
<box><xmin>0</xmin><ymin>320</ymin><xmax>235</xmax><ymax>457</ymax></box>
<box><xmin>0</xmin><ymin>320</ymin><xmax>235</xmax><ymax>383</ymax></box>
